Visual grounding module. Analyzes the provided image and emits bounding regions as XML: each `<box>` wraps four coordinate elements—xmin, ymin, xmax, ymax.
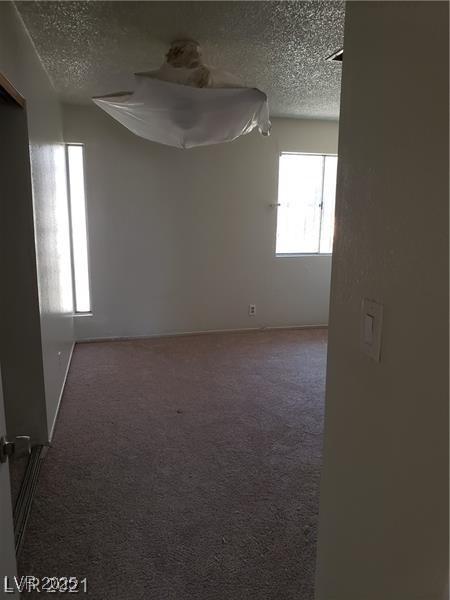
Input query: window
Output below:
<box><xmin>275</xmin><ymin>153</ymin><xmax>338</xmax><ymax>255</ymax></box>
<box><xmin>66</xmin><ymin>144</ymin><xmax>91</xmax><ymax>313</ymax></box>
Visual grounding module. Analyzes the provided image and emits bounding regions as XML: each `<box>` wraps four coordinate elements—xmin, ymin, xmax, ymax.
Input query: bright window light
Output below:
<box><xmin>275</xmin><ymin>153</ymin><xmax>338</xmax><ymax>255</ymax></box>
<box><xmin>66</xmin><ymin>144</ymin><xmax>91</xmax><ymax>313</ymax></box>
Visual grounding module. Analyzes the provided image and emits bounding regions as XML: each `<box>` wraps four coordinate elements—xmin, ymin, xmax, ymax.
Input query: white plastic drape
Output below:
<box><xmin>93</xmin><ymin>74</ymin><xmax>271</xmax><ymax>149</ymax></box>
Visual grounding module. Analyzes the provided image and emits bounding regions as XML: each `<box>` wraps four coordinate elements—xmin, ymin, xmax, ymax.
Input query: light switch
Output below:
<box><xmin>361</xmin><ymin>298</ymin><xmax>383</xmax><ymax>362</ymax></box>
<box><xmin>363</xmin><ymin>313</ymin><xmax>374</xmax><ymax>344</ymax></box>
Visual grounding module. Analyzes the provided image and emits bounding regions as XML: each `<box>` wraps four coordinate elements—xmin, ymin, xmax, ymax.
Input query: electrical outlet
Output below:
<box><xmin>248</xmin><ymin>304</ymin><xmax>256</xmax><ymax>316</ymax></box>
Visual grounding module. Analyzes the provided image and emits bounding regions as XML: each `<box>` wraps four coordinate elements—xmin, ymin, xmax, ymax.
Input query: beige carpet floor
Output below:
<box><xmin>19</xmin><ymin>328</ymin><xmax>327</xmax><ymax>599</ymax></box>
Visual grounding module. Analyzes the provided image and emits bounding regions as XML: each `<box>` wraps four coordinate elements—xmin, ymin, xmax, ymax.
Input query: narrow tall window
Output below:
<box><xmin>66</xmin><ymin>144</ymin><xmax>91</xmax><ymax>313</ymax></box>
<box><xmin>275</xmin><ymin>153</ymin><xmax>338</xmax><ymax>255</ymax></box>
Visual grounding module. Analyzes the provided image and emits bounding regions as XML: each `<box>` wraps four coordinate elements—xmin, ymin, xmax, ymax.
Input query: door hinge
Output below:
<box><xmin>0</xmin><ymin>436</ymin><xmax>31</xmax><ymax>463</ymax></box>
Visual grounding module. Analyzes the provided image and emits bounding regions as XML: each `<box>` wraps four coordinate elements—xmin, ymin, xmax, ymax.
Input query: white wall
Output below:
<box><xmin>0</xmin><ymin>2</ymin><xmax>74</xmax><ymax>440</ymax></box>
<box><xmin>316</xmin><ymin>2</ymin><xmax>448</xmax><ymax>599</ymax></box>
<box><xmin>62</xmin><ymin>105</ymin><xmax>339</xmax><ymax>340</ymax></box>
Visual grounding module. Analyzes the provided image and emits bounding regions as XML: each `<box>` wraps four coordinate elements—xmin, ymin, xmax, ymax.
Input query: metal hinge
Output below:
<box><xmin>0</xmin><ymin>436</ymin><xmax>31</xmax><ymax>463</ymax></box>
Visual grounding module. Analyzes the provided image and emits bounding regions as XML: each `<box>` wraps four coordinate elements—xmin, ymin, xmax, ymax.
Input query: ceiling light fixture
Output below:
<box><xmin>93</xmin><ymin>40</ymin><xmax>271</xmax><ymax>150</ymax></box>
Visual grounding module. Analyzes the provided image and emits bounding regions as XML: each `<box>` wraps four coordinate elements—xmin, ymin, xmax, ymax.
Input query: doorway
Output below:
<box><xmin>0</xmin><ymin>73</ymin><xmax>48</xmax><ymax>553</ymax></box>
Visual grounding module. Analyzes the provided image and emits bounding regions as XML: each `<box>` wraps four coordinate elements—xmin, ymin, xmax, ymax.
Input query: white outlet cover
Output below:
<box><xmin>360</xmin><ymin>298</ymin><xmax>383</xmax><ymax>362</ymax></box>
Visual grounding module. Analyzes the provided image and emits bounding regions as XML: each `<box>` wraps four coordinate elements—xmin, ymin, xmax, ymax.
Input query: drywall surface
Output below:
<box><xmin>62</xmin><ymin>106</ymin><xmax>338</xmax><ymax>340</ymax></box>
<box><xmin>0</xmin><ymin>2</ymin><xmax>74</xmax><ymax>440</ymax></box>
<box><xmin>316</xmin><ymin>3</ymin><xmax>448</xmax><ymax>600</ymax></box>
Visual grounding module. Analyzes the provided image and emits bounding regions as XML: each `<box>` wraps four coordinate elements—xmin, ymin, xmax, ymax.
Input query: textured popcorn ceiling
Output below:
<box><xmin>16</xmin><ymin>1</ymin><xmax>344</xmax><ymax>119</ymax></box>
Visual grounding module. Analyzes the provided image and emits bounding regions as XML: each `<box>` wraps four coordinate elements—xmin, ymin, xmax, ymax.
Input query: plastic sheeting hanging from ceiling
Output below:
<box><xmin>92</xmin><ymin>40</ymin><xmax>271</xmax><ymax>149</ymax></box>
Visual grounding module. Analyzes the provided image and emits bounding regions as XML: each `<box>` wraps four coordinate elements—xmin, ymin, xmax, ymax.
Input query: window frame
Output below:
<box><xmin>275</xmin><ymin>151</ymin><xmax>338</xmax><ymax>258</ymax></box>
<box><xmin>65</xmin><ymin>142</ymin><xmax>93</xmax><ymax>316</ymax></box>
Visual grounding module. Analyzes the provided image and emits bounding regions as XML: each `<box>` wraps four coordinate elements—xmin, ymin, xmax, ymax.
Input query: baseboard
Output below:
<box><xmin>77</xmin><ymin>324</ymin><xmax>328</xmax><ymax>344</ymax></box>
<box><xmin>48</xmin><ymin>341</ymin><xmax>75</xmax><ymax>442</ymax></box>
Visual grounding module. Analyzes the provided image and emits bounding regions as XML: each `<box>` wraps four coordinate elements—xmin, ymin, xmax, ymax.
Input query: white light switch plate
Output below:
<box><xmin>363</xmin><ymin>313</ymin><xmax>374</xmax><ymax>344</ymax></box>
<box><xmin>360</xmin><ymin>298</ymin><xmax>383</xmax><ymax>362</ymax></box>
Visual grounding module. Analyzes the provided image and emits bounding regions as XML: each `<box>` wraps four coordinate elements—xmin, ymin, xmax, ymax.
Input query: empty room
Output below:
<box><xmin>0</xmin><ymin>2</ymin><xmax>448</xmax><ymax>600</ymax></box>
